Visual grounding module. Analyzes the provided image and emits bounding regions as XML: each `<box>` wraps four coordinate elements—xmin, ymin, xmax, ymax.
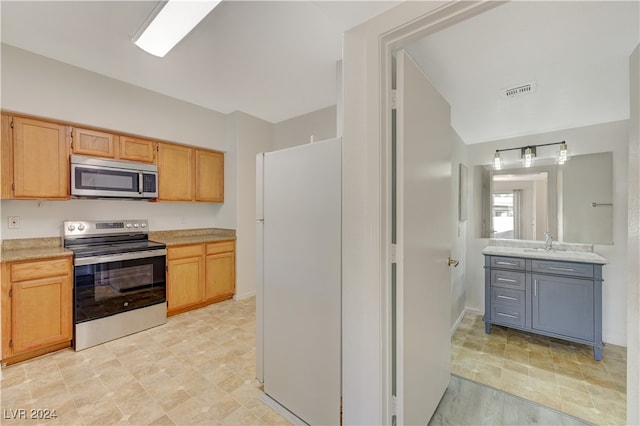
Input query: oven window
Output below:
<box><xmin>75</xmin><ymin>256</ymin><xmax>166</xmax><ymax>323</ymax></box>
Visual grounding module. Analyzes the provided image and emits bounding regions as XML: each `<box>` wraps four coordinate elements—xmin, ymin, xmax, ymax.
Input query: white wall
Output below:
<box><xmin>272</xmin><ymin>105</ymin><xmax>336</xmax><ymax>150</ymax></box>
<box><xmin>229</xmin><ymin>111</ymin><xmax>273</xmax><ymax>300</ymax></box>
<box><xmin>0</xmin><ymin>45</ymin><xmax>235</xmax><ymax>238</ymax></box>
<box><xmin>466</xmin><ymin>119</ymin><xmax>629</xmax><ymax>346</ymax></box>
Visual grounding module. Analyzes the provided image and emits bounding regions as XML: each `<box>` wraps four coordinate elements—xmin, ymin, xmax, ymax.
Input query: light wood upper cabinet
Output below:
<box><xmin>196</xmin><ymin>150</ymin><xmax>224</xmax><ymax>202</ymax></box>
<box><xmin>7</xmin><ymin>116</ymin><xmax>70</xmax><ymax>200</ymax></box>
<box><xmin>119</xmin><ymin>136</ymin><xmax>156</xmax><ymax>163</ymax></box>
<box><xmin>1</xmin><ymin>114</ymin><xmax>13</xmax><ymax>199</ymax></box>
<box><xmin>72</xmin><ymin>127</ymin><xmax>116</xmax><ymax>158</ymax></box>
<box><xmin>1</xmin><ymin>257</ymin><xmax>73</xmax><ymax>363</ymax></box>
<box><xmin>157</xmin><ymin>143</ymin><xmax>193</xmax><ymax>201</ymax></box>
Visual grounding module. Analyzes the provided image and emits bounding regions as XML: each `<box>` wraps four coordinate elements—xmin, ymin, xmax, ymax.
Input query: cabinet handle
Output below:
<box><xmin>497</xmin><ymin>295</ymin><xmax>518</xmax><ymax>301</ymax></box>
<box><xmin>534</xmin><ymin>279</ymin><xmax>538</xmax><ymax>297</ymax></box>
<box><xmin>496</xmin><ymin>261</ymin><xmax>518</xmax><ymax>266</ymax></box>
<box><xmin>497</xmin><ymin>312</ymin><xmax>518</xmax><ymax>319</ymax></box>
<box><xmin>497</xmin><ymin>277</ymin><xmax>518</xmax><ymax>283</ymax></box>
<box><xmin>548</xmin><ymin>266</ymin><xmax>574</xmax><ymax>272</ymax></box>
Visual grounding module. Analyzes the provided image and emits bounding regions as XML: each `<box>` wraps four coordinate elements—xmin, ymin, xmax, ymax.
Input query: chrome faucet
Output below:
<box><xmin>545</xmin><ymin>232</ymin><xmax>553</xmax><ymax>251</ymax></box>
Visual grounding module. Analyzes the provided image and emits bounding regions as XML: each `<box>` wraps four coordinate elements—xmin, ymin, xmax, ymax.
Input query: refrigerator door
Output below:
<box><xmin>263</xmin><ymin>138</ymin><xmax>341</xmax><ymax>425</ymax></box>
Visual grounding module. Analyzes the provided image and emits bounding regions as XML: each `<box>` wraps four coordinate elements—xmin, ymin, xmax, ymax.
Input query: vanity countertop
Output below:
<box><xmin>481</xmin><ymin>245</ymin><xmax>608</xmax><ymax>264</ymax></box>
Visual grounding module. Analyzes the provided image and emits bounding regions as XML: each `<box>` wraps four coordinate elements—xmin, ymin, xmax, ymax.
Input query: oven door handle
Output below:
<box><xmin>74</xmin><ymin>249</ymin><xmax>167</xmax><ymax>266</ymax></box>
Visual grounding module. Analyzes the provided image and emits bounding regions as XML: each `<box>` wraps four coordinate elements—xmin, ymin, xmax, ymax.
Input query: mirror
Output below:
<box><xmin>477</xmin><ymin>152</ymin><xmax>613</xmax><ymax>244</ymax></box>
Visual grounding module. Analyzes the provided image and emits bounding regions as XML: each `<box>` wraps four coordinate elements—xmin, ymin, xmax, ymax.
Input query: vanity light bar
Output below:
<box><xmin>493</xmin><ymin>141</ymin><xmax>568</xmax><ymax>170</ymax></box>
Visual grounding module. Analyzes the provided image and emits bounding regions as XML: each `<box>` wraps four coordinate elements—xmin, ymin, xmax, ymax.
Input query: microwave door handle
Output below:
<box><xmin>138</xmin><ymin>172</ymin><xmax>143</xmax><ymax>195</ymax></box>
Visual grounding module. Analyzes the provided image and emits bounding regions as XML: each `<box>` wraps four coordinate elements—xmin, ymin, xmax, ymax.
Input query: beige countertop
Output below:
<box><xmin>149</xmin><ymin>228</ymin><xmax>236</xmax><ymax>246</ymax></box>
<box><xmin>1</xmin><ymin>228</ymin><xmax>236</xmax><ymax>262</ymax></box>
<box><xmin>1</xmin><ymin>237</ymin><xmax>72</xmax><ymax>263</ymax></box>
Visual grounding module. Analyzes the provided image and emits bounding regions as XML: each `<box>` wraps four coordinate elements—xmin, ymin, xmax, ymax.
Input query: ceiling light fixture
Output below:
<box><xmin>133</xmin><ymin>0</ymin><xmax>222</xmax><ymax>58</ymax></box>
<box><xmin>493</xmin><ymin>141</ymin><xmax>568</xmax><ymax>170</ymax></box>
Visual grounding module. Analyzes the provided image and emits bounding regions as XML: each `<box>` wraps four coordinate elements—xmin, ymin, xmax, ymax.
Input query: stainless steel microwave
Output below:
<box><xmin>70</xmin><ymin>155</ymin><xmax>158</xmax><ymax>199</ymax></box>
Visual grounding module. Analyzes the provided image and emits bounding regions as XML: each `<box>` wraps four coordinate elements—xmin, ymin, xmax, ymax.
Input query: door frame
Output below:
<box><xmin>376</xmin><ymin>2</ymin><xmax>503</xmax><ymax>423</ymax></box>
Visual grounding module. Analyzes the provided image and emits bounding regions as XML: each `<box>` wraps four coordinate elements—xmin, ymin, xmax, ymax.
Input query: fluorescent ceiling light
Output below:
<box><xmin>133</xmin><ymin>0</ymin><xmax>222</xmax><ymax>57</ymax></box>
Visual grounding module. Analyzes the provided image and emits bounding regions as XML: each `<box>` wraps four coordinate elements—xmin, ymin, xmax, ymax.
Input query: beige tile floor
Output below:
<box><xmin>452</xmin><ymin>314</ymin><xmax>627</xmax><ymax>426</ymax></box>
<box><xmin>0</xmin><ymin>297</ymin><xmax>291</xmax><ymax>426</ymax></box>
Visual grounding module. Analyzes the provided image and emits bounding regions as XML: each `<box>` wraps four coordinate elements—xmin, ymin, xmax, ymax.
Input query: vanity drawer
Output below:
<box><xmin>490</xmin><ymin>270</ymin><xmax>525</xmax><ymax>291</ymax></box>
<box><xmin>491</xmin><ymin>287</ymin><xmax>525</xmax><ymax>307</ymax></box>
<box><xmin>491</xmin><ymin>304</ymin><xmax>525</xmax><ymax>328</ymax></box>
<box><xmin>531</xmin><ymin>259</ymin><xmax>594</xmax><ymax>279</ymax></box>
<box><xmin>490</xmin><ymin>256</ymin><xmax>525</xmax><ymax>271</ymax></box>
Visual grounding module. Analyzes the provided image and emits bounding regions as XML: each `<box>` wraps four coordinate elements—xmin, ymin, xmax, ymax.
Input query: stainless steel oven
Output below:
<box><xmin>63</xmin><ymin>219</ymin><xmax>167</xmax><ymax>350</ymax></box>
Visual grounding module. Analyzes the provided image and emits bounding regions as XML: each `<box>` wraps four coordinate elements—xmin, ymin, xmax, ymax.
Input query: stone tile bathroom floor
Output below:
<box><xmin>0</xmin><ymin>297</ymin><xmax>291</xmax><ymax>426</ymax></box>
<box><xmin>452</xmin><ymin>314</ymin><xmax>627</xmax><ymax>426</ymax></box>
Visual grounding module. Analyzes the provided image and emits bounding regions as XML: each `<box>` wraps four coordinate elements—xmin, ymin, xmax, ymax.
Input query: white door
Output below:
<box><xmin>395</xmin><ymin>50</ymin><xmax>452</xmax><ymax>425</ymax></box>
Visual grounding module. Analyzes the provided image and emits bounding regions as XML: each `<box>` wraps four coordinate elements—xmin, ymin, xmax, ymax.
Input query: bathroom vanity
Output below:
<box><xmin>482</xmin><ymin>241</ymin><xmax>607</xmax><ymax>360</ymax></box>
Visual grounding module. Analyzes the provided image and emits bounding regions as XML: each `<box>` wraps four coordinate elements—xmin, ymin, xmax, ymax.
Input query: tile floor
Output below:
<box><xmin>451</xmin><ymin>314</ymin><xmax>627</xmax><ymax>426</ymax></box>
<box><xmin>1</xmin><ymin>297</ymin><xmax>291</xmax><ymax>426</ymax></box>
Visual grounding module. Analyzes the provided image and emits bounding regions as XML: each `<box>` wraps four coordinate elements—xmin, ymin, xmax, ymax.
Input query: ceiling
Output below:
<box><xmin>1</xmin><ymin>1</ymin><xmax>639</xmax><ymax>144</ymax></box>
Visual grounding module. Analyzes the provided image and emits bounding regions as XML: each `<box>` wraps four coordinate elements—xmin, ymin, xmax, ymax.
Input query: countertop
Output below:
<box><xmin>0</xmin><ymin>237</ymin><xmax>72</xmax><ymax>263</ymax></box>
<box><xmin>481</xmin><ymin>245</ymin><xmax>608</xmax><ymax>264</ymax></box>
<box><xmin>149</xmin><ymin>228</ymin><xmax>236</xmax><ymax>246</ymax></box>
<box><xmin>1</xmin><ymin>228</ymin><xmax>236</xmax><ymax>262</ymax></box>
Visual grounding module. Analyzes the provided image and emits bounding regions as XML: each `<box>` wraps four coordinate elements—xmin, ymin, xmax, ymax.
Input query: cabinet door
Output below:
<box><xmin>158</xmin><ymin>143</ymin><xmax>193</xmax><ymax>201</ymax></box>
<box><xmin>11</xmin><ymin>273</ymin><xmax>72</xmax><ymax>354</ymax></box>
<box><xmin>119</xmin><ymin>136</ymin><xmax>156</xmax><ymax>163</ymax></box>
<box><xmin>72</xmin><ymin>127</ymin><xmax>116</xmax><ymax>158</ymax></box>
<box><xmin>195</xmin><ymin>150</ymin><xmax>224</xmax><ymax>202</ymax></box>
<box><xmin>532</xmin><ymin>274</ymin><xmax>594</xmax><ymax>341</ymax></box>
<box><xmin>1</xmin><ymin>114</ymin><xmax>13</xmax><ymax>199</ymax></box>
<box><xmin>205</xmin><ymin>252</ymin><xmax>235</xmax><ymax>301</ymax></box>
<box><xmin>167</xmin><ymin>256</ymin><xmax>203</xmax><ymax>311</ymax></box>
<box><xmin>12</xmin><ymin>117</ymin><xmax>70</xmax><ymax>199</ymax></box>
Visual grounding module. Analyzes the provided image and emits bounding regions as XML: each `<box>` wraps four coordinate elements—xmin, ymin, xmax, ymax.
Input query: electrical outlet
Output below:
<box><xmin>8</xmin><ymin>216</ymin><xmax>20</xmax><ymax>229</ymax></box>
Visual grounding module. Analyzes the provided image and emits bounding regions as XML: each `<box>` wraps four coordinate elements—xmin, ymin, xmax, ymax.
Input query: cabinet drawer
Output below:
<box><xmin>490</xmin><ymin>256</ymin><xmax>525</xmax><ymax>271</ymax></box>
<box><xmin>531</xmin><ymin>259</ymin><xmax>593</xmax><ymax>278</ymax></box>
<box><xmin>11</xmin><ymin>258</ymin><xmax>70</xmax><ymax>282</ymax></box>
<box><xmin>206</xmin><ymin>240</ymin><xmax>235</xmax><ymax>255</ymax></box>
<box><xmin>167</xmin><ymin>244</ymin><xmax>204</xmax><ymax>260</ymax></box>
<box><xmin>490</xmin><ymin>270</ymin><xmax>525</xmax><ymax>291</ymax></box>
<box><xmin>491</xmin><ymin>304</ymin><xmax>525</xmax><ymax>328</ymax></box>
<box><xmin>491</xmin><ymin>287</ymin><xmax>525</xmax><ymax>307</ymax></box>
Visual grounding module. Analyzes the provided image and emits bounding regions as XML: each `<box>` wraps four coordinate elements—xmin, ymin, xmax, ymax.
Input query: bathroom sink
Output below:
<box><xmin>523</xmin><ymin>247</ymin><xmax>557</xmax><ymax>253</ymax></box>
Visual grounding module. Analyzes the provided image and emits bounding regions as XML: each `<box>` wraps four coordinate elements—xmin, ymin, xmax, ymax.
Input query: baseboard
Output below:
<box><xmin>234</xmin><ymin>290</ymin><xmax>256</xmax><ymax>301</ymax></box>
<box><xmin>260</xmin><ymin>393</ymin><xmax>306</xmax><ymax>425</ymax></box>
<box><xmin>451</xmin><ymin>307</ymin><xmax>482</xmax><ymax>336</ymax></box>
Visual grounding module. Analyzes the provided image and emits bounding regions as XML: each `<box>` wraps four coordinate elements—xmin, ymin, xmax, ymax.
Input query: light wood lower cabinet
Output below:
<box><xmin>166</xmin><ymin>240</ymin><xmax>235</xmax><ymax>316</ymax></box>
<box><xmin>1</xmin><ymin>257</ymin><xmax>73</xmax><ymax>364</ymax></box>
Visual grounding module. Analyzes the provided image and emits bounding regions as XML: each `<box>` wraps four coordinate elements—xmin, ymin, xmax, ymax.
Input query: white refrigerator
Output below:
<box><xmin>256</xmin><ymin>138</ymin><xmax>341</xmax><ymax>425</ymax></box>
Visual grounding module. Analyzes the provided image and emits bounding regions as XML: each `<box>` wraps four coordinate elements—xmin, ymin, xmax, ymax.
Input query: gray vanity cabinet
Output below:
<box><xmin>484</xmin><ymin>254</ymin><xmax>604</xmax><ymax>360</ymax></box>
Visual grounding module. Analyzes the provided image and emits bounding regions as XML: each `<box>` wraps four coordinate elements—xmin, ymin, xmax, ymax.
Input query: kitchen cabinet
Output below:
<box><xmin>71</xmin><ymin>127</ymin><xmax>117</xmax><ymax>158</ymax></box>
<box><xmin>196</xmin><ymin>150</ymin><xmax>224</xmax><ymax>202</ymax></box>
<box><xmin>1</xmin><ymin>115</ymin><xmax>70</xmax><ymax>200</ymax></box>
<box><xmin>157</xmin><ymin>142</ymin><xmax>224</xmax><ymax>202</ymax></box>
<box><xmin>166</xmin><ymin>240</ymin><xmax>235</xmax><ymax>316</ymax></box>
<box><xmin>119</xmin><ymin>135</ymin><xmax>156</xmax><ymax>163</ymax></box>
<box><xmin>167</xmin><ymin>244</ymin><xmax>204</xmax><ymax>315</ymax></box>
<box><xmin>484</xmin><ymin>254</ymin><xmax>604</xmax><ymax>360</ymax></box>
<box><xmin>205</xmin><ymin>241</ymin><xmax>235</xmax><ymax>301</ymax></box>
<box><xmin>157</xmin><ymin>143</ymin><xmax>194</xmax><ymax>201</ymax></box>
<box><xmin>1</xmin><ymin>257</ymin><xmax>73</xmax><ymax>364</ymax></box>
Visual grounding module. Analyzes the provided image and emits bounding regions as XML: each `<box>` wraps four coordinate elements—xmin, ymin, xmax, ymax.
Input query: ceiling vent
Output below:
<box><xmin>502</xmin><ymin>81</ymin><xmax>537</xmax><ymax>98</ymax></box>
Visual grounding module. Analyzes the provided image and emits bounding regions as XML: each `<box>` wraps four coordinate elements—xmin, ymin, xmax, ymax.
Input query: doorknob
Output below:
<box><xmin>448</xmin><ymin>257</ymin><xmax>459</xmax><ymax>267</ymax></box>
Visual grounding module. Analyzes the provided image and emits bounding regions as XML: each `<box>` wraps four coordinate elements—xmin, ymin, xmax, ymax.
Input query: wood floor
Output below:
<box><xmin>430</xmin><ymin>375</ymin><xmax>592</xmax><ymax>425</ymax></box>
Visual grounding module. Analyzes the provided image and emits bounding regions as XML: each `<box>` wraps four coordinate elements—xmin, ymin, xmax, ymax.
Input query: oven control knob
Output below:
<box><xmin>133</xmin><ymin>223</ymin><xmax>139</xmax><ymax>228</ymax></box>
<box><xmin>141</xmin><ymin>223</ymin><xmax>146</xmax><ymax>228</ymax></box>
<box><xmin>67</xmin><ymin>224</ymin><xmax>76</xmax><ymax>231</ymax></box>
<box><xmin>78</xmin><ymin>224</ymin><xmax>86</xmax><ymax>231</ymax></box>
<box><xmin>126</xmin><ymin>223</ymin><xmax>132</xmax><ymax>228</ymax></box>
